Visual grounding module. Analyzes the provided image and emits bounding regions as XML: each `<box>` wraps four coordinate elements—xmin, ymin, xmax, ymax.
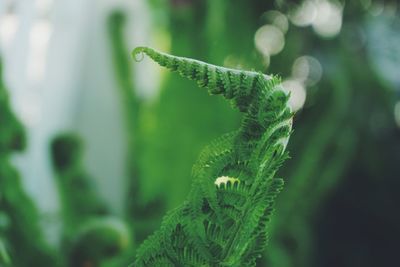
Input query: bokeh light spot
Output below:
<box><xmin>312</xmin><ymin>0</ymin><xmax>343</xmax><ymax>38</ymax></box>
<box><xmin>281</xmin><ymin>80</ymin><xmax>307</xmax><ymax>112</ymax></box>
<box><xmin>289</xmin><ymin>1</ymin><xmax>317</xmax><ymax>27</ymax></box>
<box><xmin>292</xmin><ymin>56</ymin><xmax>323</xmax><ymax>86</ymax></box>
<box><xmin>289</xmin><ymin>0</ymin><xmax>343</xmax><ymax>38</ymax></box>
<box><xmin>254</xmin><ymin>25</ymin><xmax>285</xmax><ymax>57</ymax></box>
<box><xmin>262</xmin><ymin>10</ymin><xmax>289</xmax><ymax>33</ymax></box>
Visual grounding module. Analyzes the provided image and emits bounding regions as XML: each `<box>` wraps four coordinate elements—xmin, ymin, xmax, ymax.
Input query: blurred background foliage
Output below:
<box><xmin>1</xmin><ymin>0</ymin><xmax>400</xmax><ymax>266</ymax></box>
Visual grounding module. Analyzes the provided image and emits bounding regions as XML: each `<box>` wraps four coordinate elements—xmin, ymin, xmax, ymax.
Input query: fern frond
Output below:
<box><xmin>133</xmin><ymin>47</ymin><xmax>273</xmax><ymax>112</ymax></box>
<box><xmin>131</xmin><ymin>47</ymin><xmax>294</xmax><ymax>266</ymax></box>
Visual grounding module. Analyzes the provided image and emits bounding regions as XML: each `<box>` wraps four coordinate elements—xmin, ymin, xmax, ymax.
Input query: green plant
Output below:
<box><xmin>131</xmin><ymin>47</ymin><xmax>294</xmax><ymax>266</ymax></box>
<box><xmin>51</xmin><ymin>134</ymin><xmax>109</xmax><ymax>233</ymax></box>
<box><xmin>0</xmin><ymin>60</ymin><xmax>57</xmax><ymax>266</ymax></box>
<box><xmin>67</xmin><ymin>217</ymin><xmax>130</xmax><ymax>267</ymax></box>
<box><xmin>50</xmin><ymin>133</ymin><xmax>132</xmax><ymax>267</ymax></box>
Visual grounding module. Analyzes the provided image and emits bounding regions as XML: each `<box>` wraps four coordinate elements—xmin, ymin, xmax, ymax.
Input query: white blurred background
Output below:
<box><xmin>0</xmin><ymin>0</ymin><xmax>159</xmax><ymax>243</ymax></box>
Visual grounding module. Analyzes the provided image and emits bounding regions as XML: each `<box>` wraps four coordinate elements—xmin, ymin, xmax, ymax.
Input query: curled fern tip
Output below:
<box><xmin>132</xmin><ymin>46</ymin><xmax>146</xmax><ymax>62</ymax></box>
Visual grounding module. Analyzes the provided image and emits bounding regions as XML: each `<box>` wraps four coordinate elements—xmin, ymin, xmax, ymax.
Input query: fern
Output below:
<box><xmin>131</xmin><ymin>47</ymin><xmax>294</xmax><ymax>266</ymax></box>
<box><xmin>50</xmin><ymin>133</ymin><xmax>132</xmax><ymax>266</ymax></box>
<box><xmin>51</xmin><ymin>134</ymin><xmax>109</xmax><ymax>232</ymax></box>
<box><xmin>0</xmin><ymin>59</ymin><xmax>57</xmax><ymax>266</ymax></box>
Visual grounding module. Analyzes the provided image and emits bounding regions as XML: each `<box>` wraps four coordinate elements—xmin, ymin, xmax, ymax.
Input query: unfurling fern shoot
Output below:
<box><xmin>131</xmin><ymin>47</ymin><xmax>294</xmax><ymax>267</ymax></box>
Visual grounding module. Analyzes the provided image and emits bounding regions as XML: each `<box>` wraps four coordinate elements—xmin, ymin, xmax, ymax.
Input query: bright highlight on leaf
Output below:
<box><xmin>214</xmin><ymin>176</ymin><xmax>240</xmax><ymax>188</ymax></box>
